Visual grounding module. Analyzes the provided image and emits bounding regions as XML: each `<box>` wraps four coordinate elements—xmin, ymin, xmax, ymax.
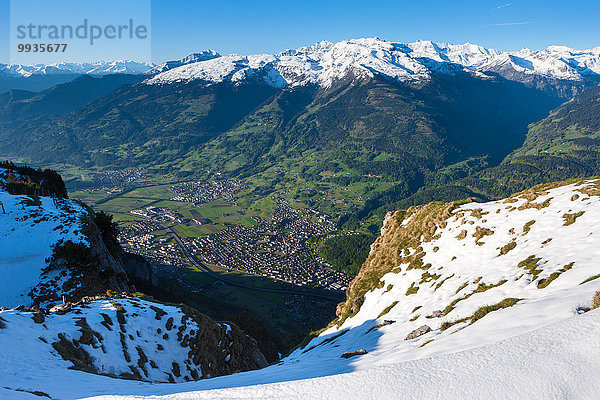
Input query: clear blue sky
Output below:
<box><xmin>1</xmin><ymin>0</ymin><xmax>599</xmax><ymax>64</ymax></box>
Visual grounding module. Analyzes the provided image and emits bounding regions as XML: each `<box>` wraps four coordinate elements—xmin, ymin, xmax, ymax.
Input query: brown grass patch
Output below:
<box><xmin>473</xmin><ymin>226</ymin><xmax>494</xmax><ymax>245</ymax></box>
<box><xmin>336</xmin><ymin>201</ymin><xmax>463</xmax><ymax>324</ymax></box>
<box><xmin>499</xmin><ymin>241</ymin><xmax>517</xmax><ymax>256</ymax></box>
<box><xmin>563</xmin><ymin>211</ymin><xmax>585</xmax><ymax>226</ymax></box>
<box><xmin>592</xmin><ymin>292</ymin><xmax>600</xmax><ymax>310</ymax></box>
<box><xmin>441</xmin><ymin>298</ymin><xmax>520</xmax><ymax>331</ymax></box>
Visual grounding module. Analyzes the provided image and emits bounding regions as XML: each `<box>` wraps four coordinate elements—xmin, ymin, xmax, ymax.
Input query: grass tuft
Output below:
<box><xmin>499</xmin><ymin>241</ymin><xmax>517</xmax><ymax>255</ymax></box>
<box><xmin>537</xmin><ymin>262</ymin><xmax>574</xmax><ymax>289</ymax></box>
<box><xmin>522</xmin><ymin>220</ymin><xmax>536</xmax><ymax>235</ymax></box>
<box><xmin>441</xmin><ymin>298</ymin><xmax>520</xmax><ymax>331</ymax></box>
<box><xmin>581</xmin><ymin>274</ymin><xmax>600</xmax><ymax>285</ymax></box>
<box><xmin>592</xmin><ymin>292</ymin><xmax>600</xmax><ymax>310</ymax></box>
<box><xmin>518</xmin><ymin>255</ymin><xmax>543</xmax><ymax>279</ymax></box>
<box><xmin>405</xmin><ymin>283</ymin><xmax>419</xmax><ymax>296</ymax></box>
<box><xmin>378</xmin><ymin>301</ymin><xmax>399</xmax><ymax>318</ymax></box>
<box><xmin>563</xmin><ymin>211</ymin><xmax>585</xmax><ymax>226</ymax></box>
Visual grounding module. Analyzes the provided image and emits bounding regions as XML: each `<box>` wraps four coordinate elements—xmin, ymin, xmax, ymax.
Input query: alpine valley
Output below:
<box><xmin>1</xmin><ymin>38</ymin><xmax>600</xmax><ymax>399</ymax></box>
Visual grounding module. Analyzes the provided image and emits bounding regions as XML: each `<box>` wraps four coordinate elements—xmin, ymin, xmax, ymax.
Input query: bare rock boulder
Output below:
<box><xmin>405</xmin><ymin>325</ymin><xmax>432</xmax><ymax>340</ymax></box>
<box><xmin>341</xmin><ymin>349</ymin><xmax>368</xmax><ymax>359</ymax></box>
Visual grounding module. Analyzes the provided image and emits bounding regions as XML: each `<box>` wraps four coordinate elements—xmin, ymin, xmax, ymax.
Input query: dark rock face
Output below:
<box><xmin>178</xmin><ymin>305</ymin><xmax>268</xmax><ymax>376</ymax></box>
<box><xmin>122</xmin><ymin>252</ymin><xmax>155</xmax><ymax>288</ymax></box>
<box><xmin>405</xmin><ymin>325</ymin><xmax>432</xmax><ymax>340</ymax></box>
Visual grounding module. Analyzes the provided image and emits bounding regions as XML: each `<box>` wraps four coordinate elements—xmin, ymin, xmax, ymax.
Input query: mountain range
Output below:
<box><xmin>0</xmin><ymin>60</ymin><xmax>154</xmax><ymax>78</ymax></box>
<box><xmin>3</xmin><ymin>38</ymin><xmax>600</xmax><ymax>93</ymax></box>
<box><xmin>4</xmin><ymin>38</ymin><xmax>600</xmax><ymax>86</ymax></box>
<box><xmin>2</xmin><ymin>38</ymin><xmax>600</xmax><ymax>232</ymax></box>
<box><xmin>145</xmin><ymin>39</ymin><xmax>600</xmax><ymax>91</ymax></box>
<box><xmin>0</xmin><ymin>60</ymin><xmax>154</xmax><ymax>93</ymax></box>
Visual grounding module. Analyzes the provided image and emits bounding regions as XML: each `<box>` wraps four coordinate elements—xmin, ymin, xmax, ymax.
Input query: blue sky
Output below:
<box><xmin>1</xmin><ymin>0</ymin><xmax>599</xmax><ymax>64</ymax></box>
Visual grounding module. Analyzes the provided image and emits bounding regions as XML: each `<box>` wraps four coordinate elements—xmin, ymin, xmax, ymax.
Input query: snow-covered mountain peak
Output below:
<box><xmin>280</xmin><ymin>40</ymin><xmax>334</xmax><ymax>57</ymax></box>
<box><xmin>145</xmin><ymin>38</ymin><xmax>600</xmax><ymax>89</ymax></box>
<box><xmin>145</xmin><ymin>50</ymin><xmax>221</xmax><ymax>75</ymax></box>
<box><xmin>180</xmin><ymin>50</ymin><xmax>221</xmax><ymax>64</ymax></box>
<box><xmin>406</xmin><ymin>40</ymin><xmax>502</xmax><ymax>67</ymax></box>
<box><xmin>145</xmin><ymin>37</ymin><xmax>434</xmax><ymax>88</ymax></box>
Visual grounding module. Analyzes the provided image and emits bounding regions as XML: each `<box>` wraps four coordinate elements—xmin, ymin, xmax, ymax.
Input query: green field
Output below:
<box><xmin>70</xmin><ymin>181</ymin><xmax>267</xmax><ymax>238</ymax></box>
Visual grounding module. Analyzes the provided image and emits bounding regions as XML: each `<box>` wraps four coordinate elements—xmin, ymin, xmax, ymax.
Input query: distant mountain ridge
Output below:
<box><xmin>146</xmin><ymin>38</ymin><xmax>600</xmax><ymax>91</ymax></box>
<box><xmin>0</xmin><ymin>60</ymin><xmax>154</xmax><ymax>77</ymax></box>
<box><xmin>4</xmin><ymin>38</ymin><xmax>599</xmax><ymax>86</ymax></box>
<box><xmin>0</xmin><ymin>60</ymin><xmax>155</xmax><ymax>92</ymax></box>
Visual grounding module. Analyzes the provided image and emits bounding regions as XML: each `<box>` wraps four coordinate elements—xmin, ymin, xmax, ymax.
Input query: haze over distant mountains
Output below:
<box><xmin>3</xmin><ymin>38</ymin><xmax>600</xmax><ymax>90</ymax></box>
<box><xmin>0</xmin><ymin>60</ymin><xmax>153</xmax><ymax>77</ymax></box>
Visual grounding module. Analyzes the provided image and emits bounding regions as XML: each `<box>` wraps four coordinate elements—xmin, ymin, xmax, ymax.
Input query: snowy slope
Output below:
<box><xmin>0</xmin><ymin>60</ymin><xmax>155</xmax><ymax>78</ymax></box>
<box><xmin>0</xmin><ymin>297</ymin><xmax>266</xmax><ymax>394</ymax></box>
<box><xmin>145</xmin><ymin>38</ymin><xmax>600</xmax><ymax>88</ymax></box>
<box><xmin>323</xmin><ymin>179</ymin><xmax>600</xmax><ymax>361</ymax></box>
<box><xmin>0</xmin><ymin>188</ymin><xmax>88</xmax><ymax>308</ymax></box>
<box><xmin>3</xmin><ymin>307</ymin><xmax>600</xmax><ymax>399</ymax></box>
<box><xmin>1</xmin><ymin>179</ymin><xmax>600</xmax><ymax>399</ymax></box>
<box><xmin>89</xmin><ymin>309</ymin><xmax>600</xmax><ymax>399</ymax></box>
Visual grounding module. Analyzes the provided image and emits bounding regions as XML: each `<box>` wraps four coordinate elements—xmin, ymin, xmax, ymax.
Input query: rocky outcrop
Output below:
<box><xmin>30</xmin><ymin>212</ymin><xmax>130</xmax><ymax>306</ymax></box>
<box><xmin>428</xmin><ymin>310</ymin><xmax>444</xmax><ymax>318</ymax></box>
<box><xmin>405</xmin><ymin>325</ymin><xmax>432</xmax><ymax>340</ymax></box>
<box><xmin>37</xmin><ymin>296</ymin><xmax>268</xmax><ymax>382</ymax></box>
<box><xmin>122</xmin><ymin>252</ymin><xmax>155</xmax><ymax>288</ymax></box>
<box><xmin>341</xmin><ymin>349</ymin><xmax>368</xmax><ymax>358</ymax></box>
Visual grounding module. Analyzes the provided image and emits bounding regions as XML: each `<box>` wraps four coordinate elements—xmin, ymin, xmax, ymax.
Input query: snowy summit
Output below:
<box><xmin>145</xmin><ymin>38</ymin><xmax>600</xmax><ymax>88</ymax></box>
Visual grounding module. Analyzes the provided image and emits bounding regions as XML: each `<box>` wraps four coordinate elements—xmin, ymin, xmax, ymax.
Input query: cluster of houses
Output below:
<box><xmin>90</xmin><ymin>168</ymin><xmax>146</xmax><ymax>186</ymax></box>
<box><xmin>183</xmin><ymin>201</ymin><xmax>351</xmax><ymax>291</ymax></box>
<box><xmin>118</xmin><ymin>219</ymin><xmax>185</xmax><ymax>266</ymax></box>
<box><xmin>130</xmin><ymin>206</ymin><xmax>182</xmax><ymax>223</ymax></box>
<box><xmin>170</xmin><ymin>179</ymin><xmax>246</xmax><ymax>205</ymax></box>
